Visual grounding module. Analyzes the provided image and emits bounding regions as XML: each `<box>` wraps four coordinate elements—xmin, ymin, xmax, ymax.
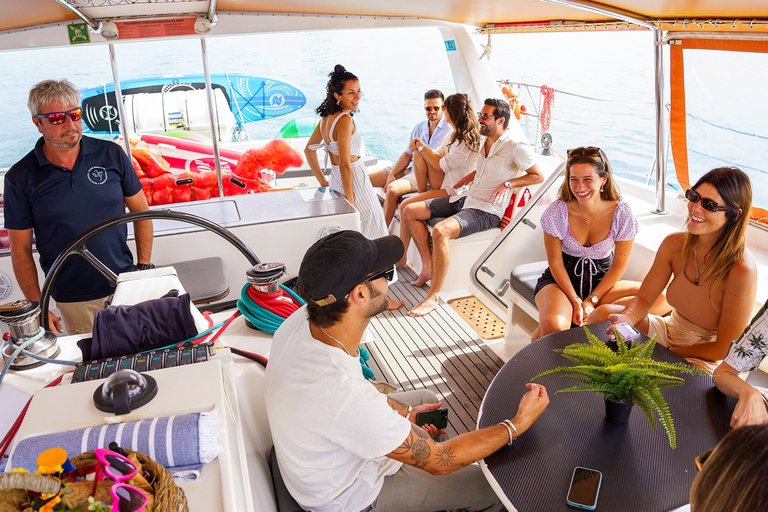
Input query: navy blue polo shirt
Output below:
<box><xmin>3</xmin><ymin>136</ymin><xmax>143</xmax><ymax>302</ymax></box>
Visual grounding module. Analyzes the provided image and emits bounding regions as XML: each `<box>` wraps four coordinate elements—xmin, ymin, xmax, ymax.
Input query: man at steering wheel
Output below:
<box><xmin>3</xmin><ymin>79</ymin><xmax>153</xmax><ymax>334</ymax></box>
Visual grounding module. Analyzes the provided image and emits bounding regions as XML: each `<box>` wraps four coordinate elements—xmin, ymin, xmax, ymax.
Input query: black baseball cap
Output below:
<box><xmin>298</xmin><ymin>231</ymin><xmax>404</xmax><ymax>306</ymax></box>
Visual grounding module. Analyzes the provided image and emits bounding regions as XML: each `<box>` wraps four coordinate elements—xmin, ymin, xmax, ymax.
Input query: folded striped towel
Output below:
<box><xmin>9</xmin><ymin>409</ymin><xmax>220</xmax><ymax>480</ymax></box>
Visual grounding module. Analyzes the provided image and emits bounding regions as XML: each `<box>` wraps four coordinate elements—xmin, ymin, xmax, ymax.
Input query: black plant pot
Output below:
<box><xmin>605</xmin><ymin>398</ymin><xmax>633</xmax><ymax>424</ymax></box>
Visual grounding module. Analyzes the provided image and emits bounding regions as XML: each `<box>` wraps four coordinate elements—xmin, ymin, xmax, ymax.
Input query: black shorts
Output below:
<box><xmin>425</xmin><ymin>196</ymin><xmax>500</xmax><ymax>238</ymax></box>
<box><xmin>534</xmin><ymin>253</ymin><xmax>614</xmax><ymax>300</ymax></box>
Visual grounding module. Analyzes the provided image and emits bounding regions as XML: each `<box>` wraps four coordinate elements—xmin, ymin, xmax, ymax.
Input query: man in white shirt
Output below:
<box><xmin>264</xmin><ymin>230</ymin><xmax>549</xmax><ymax>512</ymax></box>
<box><xmin>369</xmin><ymin>90</ymin><xmax>451</xmax><ymax>225</ymax></box>
<box><xmin>713</xmin><ymin>298</ymin><xmax>768</xmax><ymax>428</ymax></box>
<box><xmin>403</xmin><ymin>98</ymin><xmax>545</xmax><ymax>317</ymax></box>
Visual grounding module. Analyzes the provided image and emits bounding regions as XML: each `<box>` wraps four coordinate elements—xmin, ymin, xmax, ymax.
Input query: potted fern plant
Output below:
<box><xmin>532</xmin><ymin>325</ymin><xmax>707</xmax><ymax>449</ymax></box>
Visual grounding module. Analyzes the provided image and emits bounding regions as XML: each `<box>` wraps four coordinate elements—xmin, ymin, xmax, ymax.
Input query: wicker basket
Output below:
<box><xmin>69</xmin><ymin>448</ymin><xmax>189</xmax><ymax>512</ymax></box>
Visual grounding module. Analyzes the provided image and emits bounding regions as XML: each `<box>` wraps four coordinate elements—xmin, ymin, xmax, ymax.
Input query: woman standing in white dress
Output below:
<box><xmin>305</xmin><ymin>64</ymin><xmax>388</xmax><ymax>240</ymax></box>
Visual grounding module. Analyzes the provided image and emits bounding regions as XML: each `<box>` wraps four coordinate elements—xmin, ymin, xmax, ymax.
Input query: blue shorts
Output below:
<box><xmin>425</xmin><ymin>196</ymin><xmax>500</xmax><ymax>238</ymax></box>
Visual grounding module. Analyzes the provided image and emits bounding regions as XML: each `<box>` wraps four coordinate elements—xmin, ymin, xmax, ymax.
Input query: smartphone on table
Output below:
<box><xmin>613</xmin><ymin>322</ymin><xmax>642</xmax><ymax>343</ymax></box>
<box><xmin>415</xmin><ymin>408</ymin><xmax>449</xmax><ymax>430</ymax></box>
<box><xmin>566</xmin><ymin>466</ymin><xmax>602</xmax><ymax>510</ymax></box>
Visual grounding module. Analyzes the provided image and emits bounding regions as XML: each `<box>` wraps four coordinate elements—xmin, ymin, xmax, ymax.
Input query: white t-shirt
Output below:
<box><xmin>437</xmin><ymin>136</ymin><xmax>479</xmax><ymax>203</ymax></box>
<box><xmin>464</xmin><ymin>129</ymin><xmax>537</xmax><ymax>218</ymax></box>
<box><xmin>264</xmin><ymin>307</ymin><xmax>411</xmax><ymax>512</ymax></box>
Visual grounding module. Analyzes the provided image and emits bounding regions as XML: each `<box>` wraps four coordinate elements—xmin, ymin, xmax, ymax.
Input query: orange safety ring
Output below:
<box><xmin>498</xmin><ymin>83</ymin><xmax>522</xmax><ymax>120</ymax></box>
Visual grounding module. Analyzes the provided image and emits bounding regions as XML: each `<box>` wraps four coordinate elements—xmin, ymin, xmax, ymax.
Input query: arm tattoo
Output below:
<box><xmin>436</xmin><ymin>446</ymin><xmax>456</xmax><ymax>467</ymax></box>
<box><xmin>391</xmin><ymin>425</ymin><xmax>432</xmax><ymax>468</ymax></box>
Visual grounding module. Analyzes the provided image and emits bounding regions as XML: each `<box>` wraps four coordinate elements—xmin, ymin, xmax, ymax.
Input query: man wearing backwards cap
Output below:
<box><xmin>264</xmin><ymin>230</ymin><xmax>549</xmax><ymax>512</ymax></box>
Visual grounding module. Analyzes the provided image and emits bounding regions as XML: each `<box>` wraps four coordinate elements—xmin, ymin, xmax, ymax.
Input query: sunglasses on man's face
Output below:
<box><xmin>362</xmin><ymin>266</ymin><xmax>397</xmax><ymax>285</ymax></box>
<box><xmin>477</xmin><ymin>112</ymin><xmax>496</xmax><ymax>121</ymax></box>
<box><xmin>424</xmin><ymin>106</ymin><xmax>444</xmax><ymax>112</ymax></box>
<box><xmin>685</xmin><ymin>188</ymin><xmax>734</xmax><ymax>213</ymax></box>
<box><xmin>35</xmin><ymin>107</ymin><xmax>83</xmax><ymax>125</ymax></box>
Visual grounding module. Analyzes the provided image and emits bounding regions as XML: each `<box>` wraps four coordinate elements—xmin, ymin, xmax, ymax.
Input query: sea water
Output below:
<box><xmin>0</xmin><ymin>27</ymin><xmax>765</xmax><ymax>205</ymax></box>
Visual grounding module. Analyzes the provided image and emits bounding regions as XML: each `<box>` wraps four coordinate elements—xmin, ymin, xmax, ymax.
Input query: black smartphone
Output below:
<box><xmin>566</xmin><ymin>467</ymin><xmax>602</xmax><ymax>510</ymax></box>
<box><xmin>415</xmin><ymin>408</ymin><xmax>449</xmax><ymax>430</ymax></box>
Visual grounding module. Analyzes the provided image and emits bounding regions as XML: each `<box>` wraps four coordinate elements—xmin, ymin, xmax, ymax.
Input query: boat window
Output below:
<box><xmin>472</xmin><ymin>163</ymin><xmax>566</xmax><ymax>310</ymax></box>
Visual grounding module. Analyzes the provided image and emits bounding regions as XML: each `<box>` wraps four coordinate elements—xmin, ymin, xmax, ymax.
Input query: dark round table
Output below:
<box><xmin>478</xmin><ymin>322</ymin><xmax>736</xmax><ymax>512</ymax></box>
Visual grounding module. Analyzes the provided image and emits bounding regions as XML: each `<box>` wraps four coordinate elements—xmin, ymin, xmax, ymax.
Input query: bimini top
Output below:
<box><xmin>4</xmin><ymin>0</ymin><xmax>768</xmax><ymax>36</ymax></box>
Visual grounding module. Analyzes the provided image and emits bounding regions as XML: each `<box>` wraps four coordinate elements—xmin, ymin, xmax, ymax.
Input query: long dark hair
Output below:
<box><xmin>558</xmin><ymin>146</ymin><xmax>620</xmax><ymax>202</ymax></box>
<box><xmin>682</xmin><ymin>167</ymin><xmax>752</xmax><ymax>284</ymax></box>
<box><xmin>444</xmin><ymin>94</ymin><xmax>480</xmax><ymax>153</ymax></box>
<box><xmin>315</xmin><ymin>64</ymin><xmax>359</xmax><ymax>117</ymax></box>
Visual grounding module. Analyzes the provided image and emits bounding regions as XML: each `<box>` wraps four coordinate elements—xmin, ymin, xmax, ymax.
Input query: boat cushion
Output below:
<box><xmin>268</xmin><ymin>446</ymin><xmax>303</xmax><ymax>512</ymax></box>
<box><xmin>510</xmin><ymin>260</ymin><xmax>549</xmax><ymax>309</ymax></box>
<box><xmin>171</xmin><ymin>257</ymin><xmax>229</xmax><ymax>304</ymax></box>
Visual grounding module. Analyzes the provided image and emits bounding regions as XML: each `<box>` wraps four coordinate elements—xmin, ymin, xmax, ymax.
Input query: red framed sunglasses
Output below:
<box><xmin>34</xmin><ymin>107</ymin><xmax>83</xmax><ymax>125</ymax></box>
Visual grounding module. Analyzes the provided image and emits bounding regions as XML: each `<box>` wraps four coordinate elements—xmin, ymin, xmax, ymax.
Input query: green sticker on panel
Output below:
<box><xmin>68</xmin><ymin>23</ymin><xmax>91</xmax><ymax>45</ymax></box>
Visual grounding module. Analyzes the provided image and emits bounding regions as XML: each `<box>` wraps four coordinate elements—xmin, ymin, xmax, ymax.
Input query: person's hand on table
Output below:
<box><xmin>731</xmin><ymin>389</ymin><xmax>768</xmax><ymax>428</ymax></box>
<box><xmin>605</xmin><ymin>313</ymin><xmax>633</xmax><ymax>335</ymax></box>
<box><xmin>510</xmin><ymin>383</ymin><xmax>549</xmax><ymax>434</ymax></box>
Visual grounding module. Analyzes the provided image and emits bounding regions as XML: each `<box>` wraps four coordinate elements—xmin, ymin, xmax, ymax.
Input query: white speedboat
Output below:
<box><xmin>1</xmin><ymin>2</ymin><xmax>767</xmax><ymax>511</ymax></box>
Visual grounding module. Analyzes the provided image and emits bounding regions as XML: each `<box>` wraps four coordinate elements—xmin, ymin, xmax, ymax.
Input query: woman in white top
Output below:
<box><xmin>305</xmin><ymin>64</ymin><xmax>388</xmax><ymax>241</ymax></box>
<box><xmin>398</xmin><ymin>93</ymin><xmax>480</xmax><ymax>265</ymax></box>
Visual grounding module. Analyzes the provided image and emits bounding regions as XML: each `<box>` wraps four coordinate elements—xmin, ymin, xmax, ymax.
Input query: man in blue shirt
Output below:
<box><xmin>4</xmin><ymin>79</ymin><xmax>153</xmax><ymax>334</ymax></box>
<box><xmin>369</xmin><ymin>90</ymin><xmax>451</xmax><ymax>225</ymax></box>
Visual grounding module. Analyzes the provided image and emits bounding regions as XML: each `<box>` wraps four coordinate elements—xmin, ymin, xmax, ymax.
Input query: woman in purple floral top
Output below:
<box><xmin>531</xmin><ymin>147</ymin><xmax>642</xmax><ymax>340</ymax></box>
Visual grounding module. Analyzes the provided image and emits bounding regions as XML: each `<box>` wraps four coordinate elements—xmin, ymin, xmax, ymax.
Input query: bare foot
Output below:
<box><xmin>387</xmin><ymin>298</ymin><xmax>405</xmax><ymax>310</ymax></box>
<box><xmin>410</xmin><ymin>272</ymin><xmax>431</xmax><ymax>287</ymax></box>
<box><xmin>408</xmin><ymin>296</ymin><xmax>439</xmax><ymax>317</ymax></box>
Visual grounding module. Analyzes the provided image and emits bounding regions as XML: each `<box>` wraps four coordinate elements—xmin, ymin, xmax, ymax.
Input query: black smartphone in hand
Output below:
<box><xmin>415</xmin><ymin>408</ymin><xmax>449</xmax><ymax>430</ymax></box>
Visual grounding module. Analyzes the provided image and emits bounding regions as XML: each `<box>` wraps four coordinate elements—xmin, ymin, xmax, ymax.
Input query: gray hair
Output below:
<box><xmin>28</xmin><ymin>79</ymin><xmax>80</xmax><ymax>116</ymax></box>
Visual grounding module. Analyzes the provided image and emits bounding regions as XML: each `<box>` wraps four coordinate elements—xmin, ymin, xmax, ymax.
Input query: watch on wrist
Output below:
<box><xmin>589</xmin><ymin>294</ymin><xmax>599</xmax><ymax>305</ymax></box>
<box><xmin>136</xmin><ymin>263</ymin><xmax>155</xmax><ymax>271</ymax></box>
<box><xmin>504</xmin><ymin>181</ymin><xmax>512</xmax><ymax>189</ymax></box>
<box><xmin>418</xmin><ymin>145</ymin><xmax>424</xmax><ymax>152</ymax></box>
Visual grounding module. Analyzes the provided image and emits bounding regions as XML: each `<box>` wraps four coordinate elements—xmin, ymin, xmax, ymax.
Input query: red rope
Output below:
<box><xmin>538</xmin><ymin>85</ymin><xmax>555</xmax><ymax>135</ymax></box>
<box><xmin>246</xmin><ymin>287</ymin><xmax>303</xmax><ymax>318</ymax></box>
<box><xmin>207</xmin><ymin>310</ymin><xmax>241</xmax><ymax>345</ymax></box>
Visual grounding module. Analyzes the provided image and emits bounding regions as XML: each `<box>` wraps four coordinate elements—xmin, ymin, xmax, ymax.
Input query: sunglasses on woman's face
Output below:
<box><xmin>685</xmin><ymin>188</ymin><xmax>734</xmax><ymax>213</ymax></box>
<box><xmin>567</xmin><ymin>146</ymin><xmax>607</xmax><ymax>168</ymax></box>
<box><xmin>424</xmin><ymin>106</ymin><xmax>444</xmax><ymax>112</ymax></box>
<box><xmin>34</xmin><ymin>107</ymin><xmax>83</xmax><ymax>125</ymax></box>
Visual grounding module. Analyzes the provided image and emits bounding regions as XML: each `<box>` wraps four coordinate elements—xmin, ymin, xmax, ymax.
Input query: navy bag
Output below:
<box><xmin>77</xmin><ymin>290</ymin><xmax>198</xmax><ymax>361</ymax></box>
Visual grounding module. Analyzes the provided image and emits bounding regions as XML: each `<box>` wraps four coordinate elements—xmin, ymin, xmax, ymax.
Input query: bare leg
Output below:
<box><xmin>403</xmin><ymin>201</ymin><xmax>434</xmax><ymax>286</ymax></box>
<box><xmin>408</xmin><ymin>218</ymin><xmax>461</xmax><ymax>317</ymax></box>
<box><xmin>397</xmin><ymin>190</ymin><xmax>449</xmax><ymax>267</ymax></box>
<box><xmin>426</xmin><ymin>162</ymin><xmax>445</xmax><ymax>191</ymax></box>
<box><xmin>411</xmin><ymin>151</ymin><xmax>429</xmax><ymax>193</ymax></box>
<box><xmin>368</xmin><ymin>169</ymin><xmax>388</xmax><ymax>188</ymax></box>
<box><xmin>388</xmin><ymin>298</ymin><xmax>405</xmax><ymax>309</ymax></box>
<box><xmin>598</xmin><ymin>280</ymin><xmax>671</xmax><ymax>316</ymax></box>
<box><xmin>383</xmin><ymin>178</ymin><xmax>414</xmax><ymax>227</ymax></box>
<box><xmin>531</xmin><ymin>285</ymin><xmax>574</xmax><ymax>341</ymax></box>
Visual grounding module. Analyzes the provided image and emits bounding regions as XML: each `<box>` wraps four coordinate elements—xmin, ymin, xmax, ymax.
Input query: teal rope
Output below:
<box><xmin>236</xmin><ymin>283</ymin><xmax>305</xmax><ymax>334</ymax></box>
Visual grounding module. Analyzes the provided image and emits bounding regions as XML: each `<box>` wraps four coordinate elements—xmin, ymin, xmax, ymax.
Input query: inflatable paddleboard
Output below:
<box><xmin>81</xmin><ymin>74</ymin><xmax>306</xmax><ymax>135</ymax></box>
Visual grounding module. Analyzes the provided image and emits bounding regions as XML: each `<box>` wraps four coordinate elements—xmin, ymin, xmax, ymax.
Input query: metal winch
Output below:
<box><xmin>0</xmin><ymin>299</ymin><xmax>60</xmax><ymax>371</ymax></box>
<box><xmin>246</xmin><ymin>262</ymin><xmax>287</xmax><ymax>294</ymax></box>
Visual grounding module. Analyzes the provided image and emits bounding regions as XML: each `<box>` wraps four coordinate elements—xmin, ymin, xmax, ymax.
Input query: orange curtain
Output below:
<box><xmin>669</xmin><ymin>38</ymin><xmax>768</xmax><ymax>223</ymax></box>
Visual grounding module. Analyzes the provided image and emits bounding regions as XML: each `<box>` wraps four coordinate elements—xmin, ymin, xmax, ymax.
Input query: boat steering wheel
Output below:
<box><xmin>39</xmin><ymin>209</ymin><xmax>261</xmax><ymax>332</ymax></box>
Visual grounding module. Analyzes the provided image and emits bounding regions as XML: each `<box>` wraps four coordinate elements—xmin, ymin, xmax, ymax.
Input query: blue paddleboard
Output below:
<box><xmin>80</xmin><ymin>73</ymin><xmax>306</xmax><ymax>134</ymax></box>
